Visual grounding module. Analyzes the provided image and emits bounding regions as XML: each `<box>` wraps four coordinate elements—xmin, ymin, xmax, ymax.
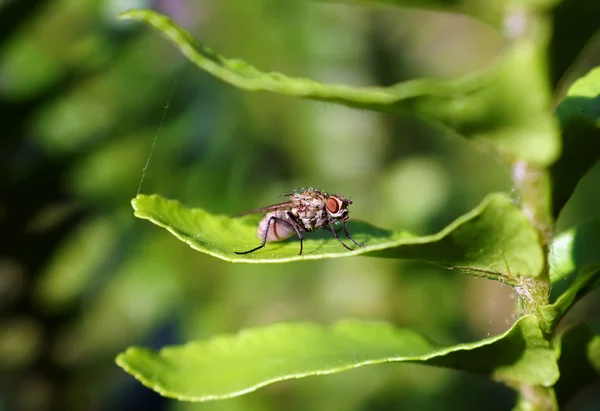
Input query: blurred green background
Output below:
<box><xmin>1</xmin><ymin>0</ymin><xmax>600</xmax><ymax>410</ymax></box>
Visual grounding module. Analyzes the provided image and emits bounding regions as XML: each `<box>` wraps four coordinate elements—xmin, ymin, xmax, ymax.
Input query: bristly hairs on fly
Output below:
<box><xmin>136</xmin><ymin>74</ymin><xmax>180</xmax><ymax>196</ymax></box>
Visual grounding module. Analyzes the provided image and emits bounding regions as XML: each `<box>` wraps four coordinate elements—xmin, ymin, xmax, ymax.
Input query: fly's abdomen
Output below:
<box><xmin>257</xmin><ymin>211</ymin><xmax>295</xmax><ymax>242</ymax></box>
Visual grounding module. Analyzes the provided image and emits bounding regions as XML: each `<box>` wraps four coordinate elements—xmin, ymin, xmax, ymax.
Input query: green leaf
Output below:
<box><xmin>540</xmin><ymin>265</ymin><xmax>600</xmax><ymax>333</ymax></box>
<box><xmin>117</xmin><ymin>9</ymin><xmax>492</xmax><ymax>108</ymax></box>
<box><xmin>549</xmin><ymin>217</ymin><xmax>600</xmax><ymax>283</ymax></box>
<box><xmin>552</xmin><ymin>66</ymin><xmax>600</xmax><ymax>217</ymax></box>
<box><xmin>132</xmin><ymin>192</ymin><xmax>544</xmax><ymax>279</ymax></box>
<box><xmin>116</xmin><ymin>315</ymin><xmax>557</xmax><ymax>402</ymax></box>
<box><xmin>119</xmin><ymin>9</ymin><xmax>559</xmax><ymax>166</ymax></box>
<box><xmin>555</xmin><ymin>65</ymin><xmax>600</xmax><ymax>131</ymax></box>
<box><xmin>554</xmin><ymin>323</ymin><xmax>600</xmax><ymax>405</ymax></box>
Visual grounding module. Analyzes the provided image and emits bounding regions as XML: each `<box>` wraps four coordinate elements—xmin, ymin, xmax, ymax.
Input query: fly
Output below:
<box><xmin>235</xmin><ymin>188</ymin><xmax>361</xmax><ymax>255</ymax></box>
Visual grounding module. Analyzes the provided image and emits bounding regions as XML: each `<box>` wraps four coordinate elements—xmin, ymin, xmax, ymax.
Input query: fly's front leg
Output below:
<box><xmin>285</xmin><ymin>211</ymin><xmax>304</xmax><ymax>255</ymax></box>
<box><xmin>343</xmin><ymin>220</ymin><xmax>362</xmax><ymax>247</ymax></box>
<box><xmin>329</xmin><ymin>223</ymin><xmax>353</xmax><ymax>250</ymax></box>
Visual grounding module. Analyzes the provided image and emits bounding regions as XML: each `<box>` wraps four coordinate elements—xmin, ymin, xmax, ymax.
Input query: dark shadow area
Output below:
<box><xmin>555</xmin><ymin>323</ymin><xmax>600</xmax><ymax>407</ymax></box>
<box><xmin>359</xmin><ymin>367</ymin><xmax>515</xmax><ymax>411</ymax></box>
<box><xmin>425</xmin><ymin>323</ymin><xmax>527</xmax><ymax>376</ymax></box>
<box><xmin>549</xmin><ymin>0</ymin><xmax>600</xmax><ymax>87</ymax></box>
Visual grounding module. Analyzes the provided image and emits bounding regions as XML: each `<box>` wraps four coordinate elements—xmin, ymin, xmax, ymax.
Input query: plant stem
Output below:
<box><xmin>512</xmin><ymin>161</ymin><xmax>553</xmax><ymax>314</ymax></box>
<box><xmin>513</xmin><ymin>385</ymin><xmax>557</xmax><ymax>411</ymax></box>
<box><xmin>512</xmin><ymin>161</ymin><xmax>553</xmax><ymax>321</ymax></box>
<box><xmin>511</xmin><ymin>161</ymin><xmax>556</xmax><ymax>410</ymax></box>
<box><xmin>512</xmin><ymin>161</ymin><xmax>553</xmax><ymax>247</ymax></box>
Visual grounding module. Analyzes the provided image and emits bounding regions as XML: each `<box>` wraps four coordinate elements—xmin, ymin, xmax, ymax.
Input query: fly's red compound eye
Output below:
<box><xmin>326</xmin><ymin>197</ymin><xmax>340</xmax><ymax>214</ymax></box>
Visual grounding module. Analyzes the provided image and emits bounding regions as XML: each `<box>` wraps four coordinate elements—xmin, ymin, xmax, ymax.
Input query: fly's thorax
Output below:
<box><xmin>286</xmin><ymin>189</ymin><xmax>354</xmax><ymax>230</ymax></box>
<box><xmin>257</xmin><ymin>209</ymin><xmax>295</xmax><ymax>242</ymax></box>
<box><xmin>289</xmin><ymin>190</ymin><xmax>328</xmax><ymax>230</ymax></box>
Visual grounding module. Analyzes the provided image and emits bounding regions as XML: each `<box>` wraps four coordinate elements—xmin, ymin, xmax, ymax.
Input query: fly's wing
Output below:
<box><xmin>235</xmin><ymin>201</ymin><xmax>293</xmax><ymax>217</ymax></box>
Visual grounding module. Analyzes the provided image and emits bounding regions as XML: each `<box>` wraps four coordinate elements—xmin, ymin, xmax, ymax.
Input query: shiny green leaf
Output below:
<box><xmin>119</xmin><ymin>9</ymin><xmax>559</xmax><ymax>166</ymax></box>
<box><xmin>132</xmin><ymin>192</ymin><xmax>544</xmax><ymax>279</ymax></box>
<box><xmin>552</xmin><ymin>66</ymin><xmax>600</xmax><ymax>217</ymax></box>
<box><xmin>549</xmin><ymin>217</ymin><xmax>600</xmax><ymax>283</ymax></box>
<box><xmin>116</xmin><ymin>315</ymin><xmax>557</xmax><ymax>402</ymax></box>
<box><xmin>117</xmin><ymin>9</ymin><xmax>491</xmax><ymax>108</ymax></box>
<box><xmin>541</xmin><ymin>265</ymin><xmax>600</xmax><ymax>332</ymax></box>
<box><xmin>556</xmin><ymin>66</ymin><xmax>600</xmax><ymax>128</ymax></box>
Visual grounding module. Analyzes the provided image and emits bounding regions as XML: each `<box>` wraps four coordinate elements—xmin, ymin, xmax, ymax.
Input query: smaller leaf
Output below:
<box><xmin>132</xmin><ymin>193</ymin><xmax>544</xmax><ymax>279</ymax></box>
<box><xmin>540</xmin><ymin>265</ymin><xmax>600</xmax><ymax>333</ymax></box>
<box><xmin>549</xmin><ymin>217</ymin><xmax>600</xmax><ymax>283</ymax></box>
<box><xmin>551</xmin><ymin>66</ymin><xmax>600</xmax><ymax>217</ymax></box>
<box><xmin>116</xmin><ymin>315</ymin><xmax>557</xmax><ymax>402</ymax></box>
<box><xmin>555</xmin><ymin>66</ymin><xmax>600</xmax><ymax>128</ymax></box>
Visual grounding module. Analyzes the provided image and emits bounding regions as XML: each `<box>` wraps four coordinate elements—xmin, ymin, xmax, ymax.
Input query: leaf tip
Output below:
<box><xmin>130</xmin><ymin>195</ymin><xmax>144</xmax><ymax>211</ymax></box>
<box><xmin>131</xmin><ymin>193</ymin><xmax>159</xmax><ymax>210</ymax></box>
<box><xmin>115</xmin><ymin>346</ymin><xmax>140</xmax><ymax>369</ymax></box>
<box><xmin>117</xmin><ymin>8</ymin><xmax>157</xmax><ymax>22</ymax></box>
<box><xmin>117</xmin><ymin>9</ymin><xmax>137</xmax><ymax>20</ymax></box>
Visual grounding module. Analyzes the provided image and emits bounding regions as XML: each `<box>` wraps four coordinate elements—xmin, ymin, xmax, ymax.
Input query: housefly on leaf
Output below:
<box><xmin>235</xmin><ymin>188</ymin><xmax>361</xmax><ymax>255</ymax></box>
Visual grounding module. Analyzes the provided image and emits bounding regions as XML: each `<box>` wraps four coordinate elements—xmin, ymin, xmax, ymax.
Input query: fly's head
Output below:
<box><xmin>325</xmin><ymin>194</ymin><xmax>353</xmax><ymax>223</ymax></box>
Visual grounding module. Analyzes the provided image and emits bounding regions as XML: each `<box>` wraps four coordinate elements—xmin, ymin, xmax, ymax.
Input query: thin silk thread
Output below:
<box><xmin>137</xmin><ymin>75</ymin><xmax>180</xmax><ymax>195</ymax></box>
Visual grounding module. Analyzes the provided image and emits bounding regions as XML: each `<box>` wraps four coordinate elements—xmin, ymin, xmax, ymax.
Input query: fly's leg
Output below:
<box><xmin>343</xmin><ymin>220</ymin><xmax>362</xmax><ymax>247</ymax></box>
<box><xmin>235</xmin><ymin>216</ymin><xmax>292</xmax><ymax>255</ymax></box>
<box><xmin>329</xmin><ymin>223</ymin><xmax>353</xmax><ymax>250</ymax></box>
<box><xmin>285</xmin><ymin>211</ymin><xmax>304</xmax><ymax>255</ymax></box>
